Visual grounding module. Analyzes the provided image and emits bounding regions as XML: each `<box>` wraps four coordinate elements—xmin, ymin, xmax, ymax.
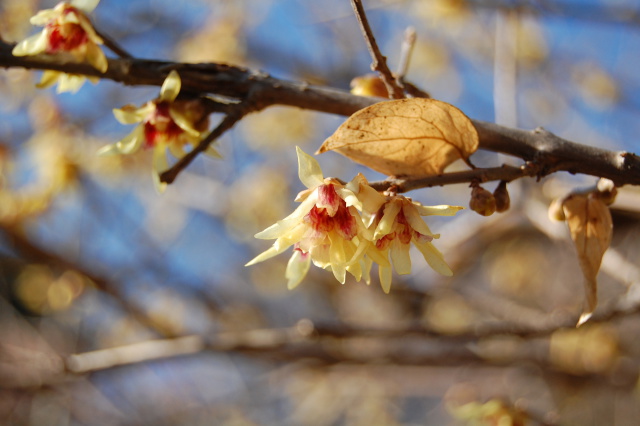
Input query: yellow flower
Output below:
<box><xmin>246</xmin><ymin>147</ymin><xmax>382</xmax><ymax>289</ymax></box>
<box><xmin>12</xmin><ymin>0</ymin><xmax>108</xmax><ymax>93</ymax></box>
<box><xmin>97</xmin><ymin>70</ymin><xmax>218</xmax><ymax>192</ymax></box>
<box><xmin>361</xmin><ymin>196</ymin><xmax>463</xmax><ymax>293</ymax></box>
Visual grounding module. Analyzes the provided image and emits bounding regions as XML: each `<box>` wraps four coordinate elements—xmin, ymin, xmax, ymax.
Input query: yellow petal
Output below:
<box><xmin>85</xmin><ymin>42</ymin><xmax>108</xmax><ymax>73</ymax></box>
<box><xmin>205</xmin><ymin>144</ymin><xmax>223</xmax><ymax>159</ymax></box>
<box><xmin>245</xmin><ymin>246</ymin><xmax>281</xmax><ymax>266</ymax></box>
<box><xmin>328</xmin><ymin>232</ymin><xmax>347</xmax><ymax>284</ymax></box>
<box><xmin>361</xmin><ymin>256</ymin><xmax>373</xmax><ymax>285</ymax></box>
<box><xmin>30</xmin><ymin>9</ymin><xmax>59</xmax><ymax>26</ymax></box>
<box><xmin>115</xmin><ymin>126</ymin><xmax>144</xmax><ymax>154</ymax></box>
<box><xmin>36</xmin><ymin>70</ymin><xmax>61</xmax><ymax>89</ymax></box>
<box><xmin>379</xmin><ymin>264</ymin><xmax>392</xmax><ymax>293</ymax></box>
<box><xmin>346</xmin><ymin>259</ymin><xmax>363</xmax><ymax>282</ymax></box>
<box><xmin>374</xmin><ymin>199</ymin><xmax>401</xmax><ymax>240</ymax></box>
<box><xmin>286</xmin><ymin>250</ymin><xmax>311</xmax><ymax>289</ymax></box>
<box><xmin>415</xmin><ymin>204</ymin><xmax>464</xmax><ymax>216</ymax></box>
<box><xmin>390</xmin><ymin>239</ymin><xmax>412</xmax><ymax>275</ymax></box>
<box><xmin>414</xmin><ymin>241</ymin><xmax>452</xmax><ymax>276</ymax></box>
<box><xmin>168</xmin><ymin>108</ymin><xmax>200</xmax><ymax>137</ymax></box>
<box><xmin>160</xmin><ymin>70</ymin><xmax>181</xmax><ymax>102</ymax></box>
<box><xmin>254</xmin><ymin>195</ymin><xmax>317</xmax><ymax>239</ymax></box>
<box><xmin>168</xmin><ymin>142</ymin><xmax>187</xmax><ymax>159</ymax></box>
<box><xmin>296</xmin><ymin>146</ymin><xmax>324</xmax><ymax>189</ymax></box>
<box><xmin>402</xmin><ymin>202</ymin><xmax>434</xmax><ymax>237</ymax></box>
<box><xmin>335</xmin><ymin>187</ymin><xmax>363</xmax><ymax>211</ymax></box>
<box><xmin>346</xmin><ymin>173</ymin><xmax>386</xmax><ymax>226</ymax></box>
<box><xmin>366</xmin><ymin>245</ymin><xmax>391</xmax><ymax>266</ymax></box>
<box><xmin>113</xmin><ymin>104</ymin><xmax>153</xmax><ymax>124</ymax></box>
<box><xmin>272</xmin><ymin>224</ymin><xmax>306</xmax><ymax>252</ymax></box>
<box><xmin>309</xmin><ymin>244</ymin><xmax>331</xmax><ymax>268</ymax></box>
<box><xmin>152</xmin><ymin>144</ymin><xmax>169</xmax><ymax>193</ymax></box>
<box><xmin>96</xmin><ymin>143</ymin><xmax>120</xmax><ymax>156</ymax></box>
<box><xmin>72</xmin><ymin>0</ymin><xmax>100</xmax><ymax>13</ymax></box>
<box><xmin>54</xmin><ymin>74</ymin><xmax>86</xmax><ymax>93</ymax></box>
<box><xmin>12</xmin><ymin>32</ymin><xmax>48</xmax><ymax>56</ymax></box>
<box><xmin>152</xmin><ymin>144</ymin><xmax>169</xmax><ymax>173</ymax></box>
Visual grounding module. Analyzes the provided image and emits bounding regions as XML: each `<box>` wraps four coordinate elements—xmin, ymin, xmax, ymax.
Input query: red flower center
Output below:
<box><xmin>304</xmin><ymin>185</ymin><xmax>357</xmax><ymax>240</ymax></box>
<box><xmin>46</xmin><ymin>21</ymin><xmax>88</xmax><ymax>53</ymax></box>
<box><xmin>374</xmin><ymin>207</ymin><xmax>428</xmax><ymax>248</ymax></box>
<box><xmin>143</xmin><ymin>102</ymin><xmax>183</xmax><ymax>148</ymax></box>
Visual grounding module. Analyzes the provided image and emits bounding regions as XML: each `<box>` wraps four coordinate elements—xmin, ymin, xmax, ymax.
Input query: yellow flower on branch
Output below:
<box><xmin>361</xmin><ymin>196</ymin><xmax>463</xmax><ymax>293</ymax></box>
<box><xmin>12</xmin><ymin>0</ymin><xmax>108</xmax><ymax>93</ymax></box>
<box><xmin>98</xmin><ymin>70</ymin><xmax>218</xmax><ymax>192</ymax></box>
<box><xmin>246</xmin><ymin>147</ymin><xmax>384</xmax><ymax>289</ymax></box>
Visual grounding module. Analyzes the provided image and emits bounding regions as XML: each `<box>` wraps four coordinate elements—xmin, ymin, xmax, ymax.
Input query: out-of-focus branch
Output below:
<box><xmin>1</xmin><ymin>40</ymin><xmax>640</xmax><ymax>188</ymax></box>
<box><xmin>0</xmin><ymin>225</ymin><xmax>181</xmax><ymax>338</ymax></box>
<box><xmin>62</xmin><ymin>303</ymin><xmax>640</xmax><ymax>377</ymax></box>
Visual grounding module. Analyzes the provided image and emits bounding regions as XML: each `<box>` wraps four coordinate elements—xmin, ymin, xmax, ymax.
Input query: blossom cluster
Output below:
<box><xmin>12</xmin><ymin>0</ymin><xmax>108</xmax><ymax>93</ymax></box>
<box><xmin>97</xmin><ymin>71</ymin><xmax>219</xmax><ymax>192</ymax></box>
<box><xmin>246</xmin><ymin>148</ymin><xmax>462</xmax><ymax>292</ymax></box>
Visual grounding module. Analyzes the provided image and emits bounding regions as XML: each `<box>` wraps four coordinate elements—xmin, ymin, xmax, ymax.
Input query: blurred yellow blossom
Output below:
<box><xmin>12</xmin><ymin>0</ymin><xmax>107</xmax><ymax>93</ymax></box>
<box><xmin>98</xmin><ymin>70</ymin><xmax>218</xmax><ymax>192</ymax></box>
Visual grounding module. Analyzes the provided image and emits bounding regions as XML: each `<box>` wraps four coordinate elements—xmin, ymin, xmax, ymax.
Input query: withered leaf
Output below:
<box><xmin>562</xmin><ymin>194</ymin><xmax>613</xmax><ymax>327</ymax></box>
<box><xmin>317</xmin><ymin>98</ymin><xmax>479</xmax><ymax>177</ymax></box>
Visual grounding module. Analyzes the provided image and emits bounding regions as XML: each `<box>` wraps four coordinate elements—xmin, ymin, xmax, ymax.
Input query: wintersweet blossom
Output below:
<box><xmin>246</xmin><ymin>147</ymin><xmax>384</xmax><ymax>289</ymax></box>
<box><xmin>12</xmin><ymin>0</ymin><xmax>108</xmax><ymax>93</ymax></box>
<box><xmin>97</xmin><ymin>70</ymin><xmax>218</xmax><ymax>192</ymax></box>
<box><xmin>361</xmin><ymin>196</ymin><xmax>463</xmax><ymax>293</ymax></box>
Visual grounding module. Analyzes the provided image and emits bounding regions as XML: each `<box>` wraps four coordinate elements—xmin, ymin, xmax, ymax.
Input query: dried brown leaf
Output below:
<box><xmin>562</xmin><ymin>194</ymin><xmax>613</xmax><ymax>326</ymax></box>
<box><xmin>317</xmin><ymin>98</ymin><xmax>479</xmax><ymax>177</ymax></box>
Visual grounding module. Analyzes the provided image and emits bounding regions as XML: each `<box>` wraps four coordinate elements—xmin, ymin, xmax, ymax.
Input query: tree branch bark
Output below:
<box><xmin>2</xmin><ymin>40</ymin><xmax>640</xmax><ymax>187</ymax></box>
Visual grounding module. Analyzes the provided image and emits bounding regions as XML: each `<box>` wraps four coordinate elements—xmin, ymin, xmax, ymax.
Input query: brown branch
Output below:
<box><xmin>350</xmin><ymin>0</ymin><xmax>405</xmax><ymax>99</ymax></box>
<box><xmin>62</xmin><ymin>302</ymin><xmax>640</xmax><ymax>375</ymax></box>
<box><xmin>369</xmin><ymin>164</ymin><xmax>540</xmax><ymax>192</ymax></box>
<box><xmin>1</xmin><ymin>40</ymin><xmax>640</xmax><ymax>188</ymax></box>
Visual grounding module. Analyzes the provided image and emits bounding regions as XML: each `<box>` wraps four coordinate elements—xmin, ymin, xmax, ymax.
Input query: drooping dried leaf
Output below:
<box><xmin>562</xmin><ymin>194</ymin><xmax>613</xmax><ymax>326</ymax></box>
<box><xmin>318</xmin><ymin>98</ymin><xmax>479</xmax><ymax>177</ymax></box>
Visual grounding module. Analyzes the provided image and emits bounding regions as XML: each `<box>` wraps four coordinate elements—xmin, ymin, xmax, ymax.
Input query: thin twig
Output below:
<box><xmin>159</xmin><ymin>108</ymin><xmax>245</xmax><ymax>184</ymax></box>
<box><xmin>94</xmin><ymin>28</ymin><xmax>133</xmax><ymax>59</ymax></box>
<box><xmin>350</xmin><ymin>0</ymin><xmax>405</xmax><ymax>99</ymax></box>
<box><xmin>395</xmin><ymin>26</ymin><xmax>416</xmax><ymax>79</ymax></box>
<box><xmin>368</xmin><ymin>163</ymin><xmax>540</xmax><ymax>193</ymax></box>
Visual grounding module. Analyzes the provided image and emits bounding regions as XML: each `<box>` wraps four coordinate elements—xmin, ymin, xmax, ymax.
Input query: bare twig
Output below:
<box><xmin>94</xmin><ymin>28</ymin><xmax>133</xmax><ymax>59</ymax></box>
<box><xmin>350</xmin><ymin>0</ymin><xmax>405</xmax><ymax>99</ymax></box>
<box><xmin>159</xmin><ymin>108</ymin><xmax>246</xmax><ymax>184</ymax></box>
<box><xmin>395</xmin><ymin>26</ymin><xmax>416</xmax><ymax>79</ymax></box>
<box><xmin>368</xmin><ymin>163</ymin><xmax>540</xmax><ymax>193</ymax></box>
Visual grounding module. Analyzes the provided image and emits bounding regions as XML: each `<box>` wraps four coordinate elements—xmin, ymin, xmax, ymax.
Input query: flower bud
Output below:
<box><xmin>548</xmin><ymin>197</ymin><xmax>566</xmax><ymax>221</ymax></box>
<box><xmin>350</xmin><ymin>74</ymin><xmax>389</xmax><ymax>98</ymax></box>
<box><xmin>469</xmin><ymin>185</ymin><xmax>496</xmax><ymax>216</ymax></box>
<box><xmin>493</xmin><ymin>180</ymin><xmax>510</xmax><ymax>213</ymax></box>
<box><xmin>596</xmin><ymin>178</ymin><xmax>617</xmax><ymax>205</ymax></box>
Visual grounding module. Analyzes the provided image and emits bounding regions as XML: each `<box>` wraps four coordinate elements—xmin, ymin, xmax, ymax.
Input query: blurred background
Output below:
<box><xmin>1</xmin><ymin>0</ymin><xmax>640</xmax><ymax>424</ymax></box>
